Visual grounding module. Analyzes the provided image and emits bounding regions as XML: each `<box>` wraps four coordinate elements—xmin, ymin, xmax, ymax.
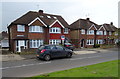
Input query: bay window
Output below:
<box><xmin>49</xmin><ymin>27</ymin><xmax>61</xmax><ymax>33</ymax></box>
<box><xmin>86</xmin><ymin>39</ymin><xmax>94</xmax><ymax>45</ymax></box>
<box><xmin>29</xmin><ymin>26</ymin><xmax>43</xmax><ymax>33</ymax></box>
<box><xmin>87</xmin><ymin>30</ymin><xmax>94</xmax><ymax>35</ymax></box>
<box><xmin>49</xmin><ymin>39</ymin><xmax>61</xmax><ymax>45</ymax></box>
<box><xmin>29</xmin><ymin>40</ymin><xmax>43</xmax><ymax>48</ymax></box>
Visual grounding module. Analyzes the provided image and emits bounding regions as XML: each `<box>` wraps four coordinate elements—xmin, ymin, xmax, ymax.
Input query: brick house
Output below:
<box><xmin>69</xmin><ymin>18</ymin><xmax>117</xmax><ymax>48</ymax></box>
<box><xmin>8</xmin><ymin>10</ymin><xmax>70</xmax><ymax>52</ymax></box>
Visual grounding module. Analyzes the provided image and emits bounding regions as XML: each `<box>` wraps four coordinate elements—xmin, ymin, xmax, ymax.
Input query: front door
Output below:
<box><xmin>81</xmin><ymin>39</ymin><xmax>84</xmax><ymax>48</ymax></box>
<box><xmin>16</xmin><ymin>40</ymin><xmax>26</xmax><ymax>52</ymax></box>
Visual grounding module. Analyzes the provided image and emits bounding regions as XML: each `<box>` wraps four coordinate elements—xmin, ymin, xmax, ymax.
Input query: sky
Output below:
<box><xmin>0</xmin><ymin>0</ymin><xmax>119</xmax><ymax>32</ymax></box>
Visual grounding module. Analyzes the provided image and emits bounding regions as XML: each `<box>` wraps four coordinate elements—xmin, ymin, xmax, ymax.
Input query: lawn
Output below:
<box><xmin>27</xmin><ymin>60</ymin><xmax>119</xmax><ymax>79</ymax></box>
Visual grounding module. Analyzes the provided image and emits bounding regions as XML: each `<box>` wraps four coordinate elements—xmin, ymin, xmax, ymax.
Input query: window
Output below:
<box><xmin>64</xmin><ymin>28</ymin><xmax>69</xmax><ymax>34</ymax></box>
<box><xmin>53</xmin><ymin>16</ymin><xmax>57</xmax><ymax>19</ymax></box>
<box><xmin>86</xmin><ymin>39</ymin><xmax>94</xmax><ymax>45</ymax></box>
<box><xmin>39</xmin><ymin>15</ymin><xmax>44</xmax><ymax>18</ymax></box>
<box><xmin>87</xmin><ymin>30</ymin><xmax>94</xmax><ymax>35</ymax></box>
<box><xmin>49</xmin><ymin>39</ymin><xmax>61</xmax><ymax>45</ymax></box>
<box><xmin>81</xmin><ymin>29</ymin><xmax>85</xmax><ymax>34</ymax></box>
<box><xmin>96</xmin><ymin>31</ymin><xmax>103</xmax><ymax>35</ymax></box>
<box><xmin>56</xmin><ymin>46</ymin><xmax>64</xmax><ymax>50</ymax></box>
<box><xmin>17</xmin><ymin>25</ymin><xmax>25</xmax><ymax>32</ymax></box>
<box><xmin>29</xmin><ymin>40</ymin><xmax>43</xmax><ymax>48</ymax></box>
<box><xmin>109</xmin><ymin>32</ymin><xmax>112</xmax><ymax>35</ymax></box>
<box><xmin>47</xmin><ymin>15</ymin><xmax>51</xmax><ymax>18</ymax></box>
<box><xmin>96</xmin><ymin>39</ymin><xmax>103</xmax><ymax>44</ymax></box>
<box><xmin>29</xmin><ymin>26</ymin><xmax>43</xmax><ymax>33</ymax></box>
<box><xmin>104</xmin><ymin>31</ymin><xmax>107</xmax><ymax>35</ymax></box>
<box><xmin>49</xmin><ymin>27</ymin><xmax>61</xmax><ymax>33</ymax></box>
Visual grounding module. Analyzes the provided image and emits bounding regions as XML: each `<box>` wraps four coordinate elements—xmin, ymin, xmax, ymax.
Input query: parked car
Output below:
<box><xmin>64</xmin><ymin>43</ymin><xmax>75</xmax><ymax>51</ymax></box>
<box><xmin>36</xmin><ymin>45</ymin><xmax>73</xmax><ymax>61</ymax></box>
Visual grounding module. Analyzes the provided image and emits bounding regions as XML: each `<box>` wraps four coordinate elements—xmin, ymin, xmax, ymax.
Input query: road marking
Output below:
<box><xmin>1</xmin><ymin>61</ymin><xmax>51</xmax><ymax>70</ymax></box>
<box><xmin>70</xmin><ymin>56</ymin><xmax>100</xmax><ymax>60</ymax></box>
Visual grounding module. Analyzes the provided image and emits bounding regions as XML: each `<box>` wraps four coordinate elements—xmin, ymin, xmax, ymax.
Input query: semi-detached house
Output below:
<box><xmin>8</xmin><ymin>10</ymin><xmax>70</xmax><ymax>52</ymax></box>
<box><xmin>69</xmin><ymin>18</ymin><xmax>117</xmax><ymax>48</ymax></box>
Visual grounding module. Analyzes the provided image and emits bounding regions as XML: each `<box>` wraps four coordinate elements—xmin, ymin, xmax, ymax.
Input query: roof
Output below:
<box><xmin>103</xmin><ymin>23</ymin><xmax>117</xmax><ymax>31</ymax></box>
<box><xmin>9</xmin><ymin>10</ymin><xmax>69</xmax><ymax>28</ymax></box>
<box><xmin>70</xmin><ymin>18</ymin><xmax>100</xmax><ymax>30</ymax></box>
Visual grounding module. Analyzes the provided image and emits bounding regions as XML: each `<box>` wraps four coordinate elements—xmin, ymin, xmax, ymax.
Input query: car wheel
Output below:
<box><xmin>67</xmin><ymin>53</ymin><xmax>72</xmax><ymax>58</ymax></box>
<box><xmin>44</xmin><ymin>55</ymin><xmax>51</xmax><ymax>61</ymax></box>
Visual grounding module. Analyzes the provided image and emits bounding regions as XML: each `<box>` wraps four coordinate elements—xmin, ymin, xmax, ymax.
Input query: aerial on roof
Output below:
<box><xmin>9</xmin><ymin>10</ymin><xmax>69</xmax><ymax>28</ymax></box>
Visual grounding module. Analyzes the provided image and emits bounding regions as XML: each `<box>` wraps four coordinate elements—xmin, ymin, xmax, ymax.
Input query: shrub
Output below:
<box><xmin>116</xmin><ymin>41</ymin><xmax>120</xmax><ymax>47</ymax></box>
<box><xmin>94</xmin><ymin>44</ymin><xmax>100</xmax><ymax>48</ymax></box>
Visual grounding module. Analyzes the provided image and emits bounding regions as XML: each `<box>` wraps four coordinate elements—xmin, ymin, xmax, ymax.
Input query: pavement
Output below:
<box><xmin>0</xmin><ymin>47</ymin><xmax>118</xmax><ymax>62</ymax></box>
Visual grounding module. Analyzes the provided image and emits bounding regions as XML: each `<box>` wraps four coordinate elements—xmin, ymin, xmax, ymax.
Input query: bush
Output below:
<box><xmin>94</xmin><ymin>44</ymin><xmax>100</xmax><ymax>48</ymax></box>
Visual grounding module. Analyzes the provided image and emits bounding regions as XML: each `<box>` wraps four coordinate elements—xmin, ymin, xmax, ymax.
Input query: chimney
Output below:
<box><xmin>38</xmin><ymin>10</ymin><xmax>43</xmax><ymax>13</ymax></box>
<box><xmin>110</xmin><ymin>22</ymin><xmax>113</xmax><ymax>25</ymax></box>
<box><xmin>86</xmin><ymin>18</ymin><xmax>90</xmax><ymax>21</ymax></box>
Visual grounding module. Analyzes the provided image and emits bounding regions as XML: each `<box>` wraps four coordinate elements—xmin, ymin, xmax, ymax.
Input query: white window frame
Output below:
<box><xmin>96</xmin><ymin>39</ymin><xmax>103</xmax><ymax>44</ymax></box>
<box><xmin>87</xmin><ymin>30</ymin><xmax>94</xmax><ymax>35</ymax></box>
<box><xmin>29</xmin><ymin>26</ymin><xmax>43</xmax><ymax>33</ymax></box>
<box><xmin>109</xmin><ymin>31</ymin><xmax>112</xmax><ymax>35</ymax></box>
<box><xmin>17</xmin><ymin>25</ymin><xmax>25</xmax><ymax>32</ymax></box>
<box><xmin>47</xmin><ymin>15</ymin><xmax>51</xmax><ymax>18</ymax></box>
<box><xmin>104</xmin><ymin>31</ymin><xmax>107</xmax><ymax>35</ymax></box>
<box><xmin>81</xmin><ymin>29</ymin><xmax>85</xmax><ymax>34</ymax></box>
<box><xmin>49</xmin><ymin>39</ymin><xmax>61</xmax><ymax>45</ymax></box>
<box><xmin>96</xmin><ymin>31</ymin><xmax>103</xmax><ymax>35</ymax></box>
<box><xmin>86</xmin><ymin>39</ymin><xmax>94</xmax><ymax>45</ymax></box>
<box><xmin>29</xmin><ymin>40</ymin><xmax>43</xmax><ymax>48</ymax></box>
<box><xmin>64</xmin><ymin>28</ymin><xmax>69</xmax><ymax>34</ymax></box>
<box><xmin>49</xmin><ymin>27</ymin><xmax>61</xmax><ymax>33</ymax></box>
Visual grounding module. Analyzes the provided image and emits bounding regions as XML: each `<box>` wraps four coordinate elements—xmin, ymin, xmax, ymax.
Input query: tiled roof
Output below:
<box><xmin>9</xmin><ymin>11</ymin><xmax>69</xmax><ymax>28</ymax></box>
<box><xmin>70</xmin><ymin>18</ymin><xmax>100</xmax><ymax>30</ymax></box>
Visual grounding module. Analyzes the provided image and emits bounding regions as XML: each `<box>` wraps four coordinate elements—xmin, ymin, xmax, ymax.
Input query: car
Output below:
<box><xmin>64</xmin><ymin>43</ymin><xmax>75</xmax><ymax>51</ymax></box>
<box><xmin>36</xmin><ymin>45</ymin><xmax>73</xmax><ymax>61</ymax></box>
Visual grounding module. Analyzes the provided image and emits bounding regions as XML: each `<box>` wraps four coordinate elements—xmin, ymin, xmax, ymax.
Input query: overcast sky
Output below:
<box><xmin>0</xmin><ymin>0</ymin><xmax>119</xmax><ymax>32</ymax></box>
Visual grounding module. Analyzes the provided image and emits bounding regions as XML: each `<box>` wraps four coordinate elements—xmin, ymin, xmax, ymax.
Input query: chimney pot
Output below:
<box><xmin>110</xmin><ymin>22</ymin><xmax>113</xmax><ymax>25</ymax></box>
<box><xmin>86</xmin><ymin>18</ymin><xmax>90</xmax><ymax>21</ymax></box>
<box><xmin>38</xmin><ymin>10</ymin><xmax>43</xmax><ymax>13</ymax></box>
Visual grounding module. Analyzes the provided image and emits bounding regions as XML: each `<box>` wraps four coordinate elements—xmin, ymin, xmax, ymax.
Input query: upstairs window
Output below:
<box><xmin>87</xmin><ymin>30</ymin><xmax>94</xmax><ymax>35</ymax></box>
<box><xmin>109</xmin><ymin>31</ymin><xmax>112</xmax><ymax>35</ymax></box>
<box><xmin>17</xmin><ymin>25</ymin><xmax>25</xmax><ymax>32</ymax></box>
<box><xmin>64</xmin><ymin>28</ymin><xmax>69</xmax><ymax>34</ymax></box>
<box><xmin>49</xmin><ymin>27</ymin><xmax>61</xmax><ymax>33</ymax></box>
<box><xmin>96</xmin><ymin>31</ymin><xmax>103</xmax><ymax>35</ymax></box>
<box><xmin>81</xmin><ymin>29</ymin><xmax>85</xmax><ymax>34</ymax></box>
<box><xmin>29</xmin><ymin>26</ymin><xmax>43</xmax><ymax>33</ymax></box>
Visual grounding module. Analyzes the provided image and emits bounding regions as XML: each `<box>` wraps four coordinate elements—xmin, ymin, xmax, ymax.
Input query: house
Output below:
<box><xmin>69</xmin><ymin>18</ymin><xmax>117</xmax><ymax>48</ymax></box>
<box><xmin>0</xmin><ymin>31</ymin><xmax>9</xmax><ymax>48</ymax></box>
<box><xmin>8</xmin><ymin>10</ymin><xmax>70</xmax><ymax>52</ymax></box>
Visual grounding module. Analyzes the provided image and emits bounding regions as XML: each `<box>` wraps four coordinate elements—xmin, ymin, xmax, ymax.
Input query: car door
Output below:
<box><xmin>50</xmin><ymin>45</ymin><xmax>59</xmax><ymax>58</ymax></box>
<box><xmin>56</xmin><ymin>46</ymin><xmax>66</xmax><ymax>57</ymax></box>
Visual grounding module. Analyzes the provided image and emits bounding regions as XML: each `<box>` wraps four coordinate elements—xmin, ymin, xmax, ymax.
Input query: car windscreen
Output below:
<box><xmin>38</xmin><ymin>46</ymin><xmax>45</xmax><ymax>50</ymax></box>
<box><xmin>65</xmin><ymin>43</ymin><xmax>72</xmax><ymax>45</ymax></box>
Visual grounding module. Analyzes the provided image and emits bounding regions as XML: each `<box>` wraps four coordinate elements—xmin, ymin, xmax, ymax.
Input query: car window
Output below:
<box><xmin>56</xmin><ymin>46</ymin><xmax>64</xmax><ymax>50</ymax></box>
<box><xmin>65</xmin><ymin>43</ymin><xmax>72</xmax><ymax>45</ymax></box>
<box><xmin>44</xmin><ymin>46</ymin><xmax>51</xmax><ymax>49</ymax></box>
<box><xmin>50</xmin><ymin>46</ymin><xmax>56</xmax><ymax>49</ymax></box>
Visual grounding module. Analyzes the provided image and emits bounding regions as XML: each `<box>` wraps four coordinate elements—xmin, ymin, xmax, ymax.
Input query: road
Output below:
<box><xmin>2</xmin><ymin>49</ymin><xmax>118</xmax><ymax>77</ymax></box>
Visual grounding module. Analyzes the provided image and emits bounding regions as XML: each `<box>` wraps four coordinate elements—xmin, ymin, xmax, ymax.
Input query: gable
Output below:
<box><xmin>29</xmin><ymin>19</ymin><xmax>45</xmax><ymax>26</ymax></box>
<box><xmin>89</xmin><ymin>24</ymin><xmax>97</xmax><ymax>30</ymax></box>
<box><xmin>28</xmin><ymin>17</ymin><xmax>47</xmax><ymax>27</ymax></box>
<box><xmin>49</xmin><ymin>20</ymin><xmax>65</xmax><ymax>28</ymax></box>
<box><xmin>99</xmin><ymin>26</ymin><xmax>106</xmax><ymax>31</ymax></box>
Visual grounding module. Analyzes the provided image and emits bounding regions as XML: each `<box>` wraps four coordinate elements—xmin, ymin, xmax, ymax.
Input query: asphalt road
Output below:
<box><xmin>2</xmin><ymin>49</ymin><xmax>118</xmax><ymax>77</ymax></box>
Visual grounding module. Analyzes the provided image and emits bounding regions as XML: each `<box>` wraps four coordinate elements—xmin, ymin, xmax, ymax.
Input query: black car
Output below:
<box><xmin>64</xmin><ymin>43</ymin><xmax>75</xmax><ymax>51</ymax></box>
<box><xmin>36</xmin><ymin>45</ymin><xmax>73</xmax><ymax>61</ymax></box>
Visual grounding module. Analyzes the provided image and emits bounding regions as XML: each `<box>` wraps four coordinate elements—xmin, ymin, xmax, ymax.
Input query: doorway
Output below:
<box><xmin>81</xmin><ymin>39</ymin><xmax>85</xmax><ymax>48</ymax></box>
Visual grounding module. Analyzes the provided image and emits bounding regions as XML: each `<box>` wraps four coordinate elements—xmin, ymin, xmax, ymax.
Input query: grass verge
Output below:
<box><xmin>27</xmin><ymin>60</ymin><xmax>118</xmax><ymax>79</ymax></box>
